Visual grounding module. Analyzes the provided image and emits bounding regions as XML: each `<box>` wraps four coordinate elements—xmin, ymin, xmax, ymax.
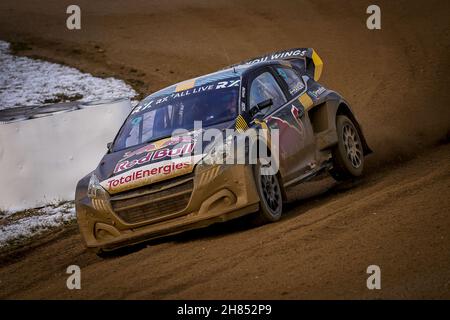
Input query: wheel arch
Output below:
<box><xmin>335</xmin><ymin>102</ymin><xmax>372</xmax><ymax>155</ymax></box>
<box><xmin>307</xmin><ymin>95</ymin><xmax>372</xmax><ymax>156</ymax></box>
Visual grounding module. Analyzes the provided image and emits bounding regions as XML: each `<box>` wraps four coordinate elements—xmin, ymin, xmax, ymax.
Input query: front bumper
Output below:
<box><xmin>76</xmin><ymin>164</ymin><xmax>260</xmax><ymax>251</ymax></box>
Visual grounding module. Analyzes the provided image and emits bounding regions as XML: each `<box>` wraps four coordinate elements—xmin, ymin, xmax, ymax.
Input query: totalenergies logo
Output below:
<box><xmin>107</xmin><ymin>162</ymin><xmax>191</xmax><ymax>191</ymax></box>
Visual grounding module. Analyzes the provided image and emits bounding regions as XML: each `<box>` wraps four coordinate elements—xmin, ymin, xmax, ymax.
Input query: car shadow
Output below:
<box><xmin>100</xmin><ymin>174</ymin><xmax>370</xmax><ymax>258</ymax></box>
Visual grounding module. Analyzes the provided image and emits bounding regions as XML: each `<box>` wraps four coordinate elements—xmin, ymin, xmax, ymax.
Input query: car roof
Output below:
<box><xmin>141</xmin><ymin>60</ymin><xmax>286</xmax><ymax>103</ymax></box>
<box><xmin>146</xmin><ymin>65</ymin><xmax>248</xmax><ymax>99</ymax></box>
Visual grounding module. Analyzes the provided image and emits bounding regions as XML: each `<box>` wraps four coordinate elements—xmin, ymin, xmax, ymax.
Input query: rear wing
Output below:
<box><xmin>231</xmin><ymin>48</ymin><xmax>324</xmax><ymax>81</ymax></box>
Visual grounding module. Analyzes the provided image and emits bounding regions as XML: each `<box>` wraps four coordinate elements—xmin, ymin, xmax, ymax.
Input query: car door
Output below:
<box><xmin>269</xmin><ymin>65</ymin><xmax>317</xmax><ymax>182</ymax></box>
<box><xmin>246</xmin><ymin>66</ymin><xmax>315</xmax><ymax>182</ymax></box>
<box><xmin>272</xmin><ymin>65</ymin><xmax>316</xmax><ymax>182</ymax></box>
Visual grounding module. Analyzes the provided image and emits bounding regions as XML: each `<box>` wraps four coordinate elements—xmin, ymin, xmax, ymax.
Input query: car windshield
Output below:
<box><xmin>113</xmin><ymin>84</ymin><xmax>239</xmax><ymax>151</ymax></box>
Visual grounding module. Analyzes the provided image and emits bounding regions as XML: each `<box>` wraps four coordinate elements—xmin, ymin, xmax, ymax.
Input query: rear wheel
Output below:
<box><xmin>253</xmin><ymin>163</ymin><xmax>283</xmax><ymax>224</ymax></box>
<box><xmin>330</xmin><ymin>115</ymin><xmax>364</xmax><ymax>181</ymax></box>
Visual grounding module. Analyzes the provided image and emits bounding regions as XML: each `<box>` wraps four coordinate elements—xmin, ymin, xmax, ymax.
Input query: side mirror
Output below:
<box><xmin>106</xmin><ymin>142</ymin><xmax>113</xmax><ymax>152</ymax></box>
<box><xmin>250</xmin><ymin>98</ymin><xmax>273</xmax><ymax>117</ymax></box>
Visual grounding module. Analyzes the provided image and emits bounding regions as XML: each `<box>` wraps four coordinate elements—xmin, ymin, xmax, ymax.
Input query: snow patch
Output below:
<box><xmin>0</xmin><ymin>40</ymin><xmax>137</xmax><ymax>110</ymax></box>
<box><xmin>0</xmin><ymin>40</ymin><xmax>140</xmax><ymax>247</ymax></box>
<box><xmin>0</xmin><ymin>202</ymin><xmax>76</xmax><ymax>248</ymax></box>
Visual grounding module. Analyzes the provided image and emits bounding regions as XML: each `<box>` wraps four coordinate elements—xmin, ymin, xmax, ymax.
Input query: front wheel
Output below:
<box><xmin>253</xmin><ymin>163</ymin><xmax>283</xmax><ymax>224</ymax></box>
<box><xmin>330</xmin><ymin>115</ymin><xmax>364</xmax><ymax>181</ymax></box>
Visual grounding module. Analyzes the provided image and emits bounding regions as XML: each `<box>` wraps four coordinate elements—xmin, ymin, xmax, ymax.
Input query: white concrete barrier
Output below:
<box><xmin>0</xmin><ymin>99</ymin><xmax>131</xmax><ymax>211</ymax></box>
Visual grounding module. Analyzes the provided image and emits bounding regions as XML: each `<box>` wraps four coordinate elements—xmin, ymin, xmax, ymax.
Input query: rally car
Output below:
<box><xmin>75</xmin><ymin>48</ymin><xmax>371</xmax><ymax>254</ymax></box>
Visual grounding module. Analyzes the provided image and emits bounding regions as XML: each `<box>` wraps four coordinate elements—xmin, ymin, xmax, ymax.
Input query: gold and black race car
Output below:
<box><xmin>75</xmin><ymin>48</ymin><xmax>371</xmax><ymax>255</ymax></box>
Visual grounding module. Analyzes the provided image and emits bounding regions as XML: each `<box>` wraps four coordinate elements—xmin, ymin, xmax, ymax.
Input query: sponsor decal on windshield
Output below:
<box><xmin>131</xmin><ymin>78</ymin><xmax>240</xmax><ymax>115</ymax></box>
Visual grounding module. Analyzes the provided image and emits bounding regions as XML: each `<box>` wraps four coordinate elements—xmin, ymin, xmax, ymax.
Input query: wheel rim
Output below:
<box><xmin>259</xmin><ymin>170</ymin><xmax>282</xmax><ymax>214</ymax></box>
<box><xmin>342</xmin><ymin>123</ymin><xmax>363</xmax><ymax>168</ymax></box>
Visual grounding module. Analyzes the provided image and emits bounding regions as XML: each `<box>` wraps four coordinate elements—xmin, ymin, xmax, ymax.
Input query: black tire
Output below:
<box><xmin>253</xmin><ymin>163</ymin><xmax>283</xmax><ymax>224</ymax></box>
<box><xmin>330</xmin><ymin>115</ymin><xmax>364</xmax><ymax>181</ymax></box>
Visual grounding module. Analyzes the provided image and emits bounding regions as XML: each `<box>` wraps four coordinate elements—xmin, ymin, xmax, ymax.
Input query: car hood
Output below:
<box><xmin>95</xmin><ymin>121</ymin><xmax>233</xmax><ymax>194</ymax></box>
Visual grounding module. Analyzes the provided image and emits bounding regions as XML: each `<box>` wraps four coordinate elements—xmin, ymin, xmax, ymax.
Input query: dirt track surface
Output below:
<box><xmin>0</xmin><ymin>0</ymin><xmax>449</xmax><ymax>299</ymax></box>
